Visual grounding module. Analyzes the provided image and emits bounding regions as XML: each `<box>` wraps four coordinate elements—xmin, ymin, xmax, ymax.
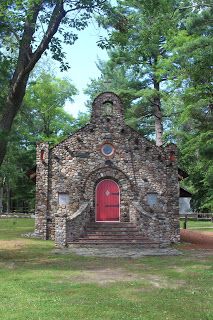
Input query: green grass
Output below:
<box><xmin>0</xmin><ymin>218</ymin><xmax>34</xmax><ymax>240</ymax></box>
<box><xmin>180</xmin><ymin>219</ymin><xmax>213</xmax><ymax>231</ymax></box>
<box><xmin>0</xmin><ymin>218</ymin><xmax>213</xmax><ymax>320</ymax></box>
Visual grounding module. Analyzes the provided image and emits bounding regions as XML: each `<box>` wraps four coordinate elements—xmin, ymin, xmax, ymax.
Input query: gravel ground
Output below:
<box><xmin>53</xmin><ymin>246</ymin><xmax>182</xmax><ymax>257</ymax></box>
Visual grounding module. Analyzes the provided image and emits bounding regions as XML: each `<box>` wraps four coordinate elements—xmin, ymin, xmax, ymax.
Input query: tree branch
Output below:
<box><xmin>10</xmin><ymin>1</ymin><xmax>44</xmax><ymax>101</ymax></box>
<box><xmin>179</xmin><ymin>3</ymin><xmax>213</xmax><ymax>10</ymax></box>
<box><xmin>148</xmin><ymin>98</ymin><xmax>161</xmax><ymax>108</ymax></box>
<box><xmin>24</xmin><ymin>1</ymin><xmax>66</xmax><ymax>75</ymax></box>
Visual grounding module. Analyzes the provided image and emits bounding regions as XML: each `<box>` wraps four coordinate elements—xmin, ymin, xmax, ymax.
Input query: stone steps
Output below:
<box><xmin>68</xmin><ymin>222</ymin><xmax>159</xmax><ymax>248</ymax></box>
<box><xmin>85</xmin><ymin>236</ymin><xmax>148</xmax><ymax>240</ymax></box>
<box><xmin>88</xmin><ymin>222</ymin><xmax>137</xmax><ymax>228</ymax></box>
<box><xmin>85</xmin><ymin>231</ymin><xmax>144</xmax><ymax>236</ymax></box>
<box><xmin>73</xmin><ymin>241</ymin><xmax>159</xmax><ymax>247</ymax></box>
<box><xmin>86</xmin><ymin>223</ymin><xmax>140</xmax><ymax>232</ymax></box>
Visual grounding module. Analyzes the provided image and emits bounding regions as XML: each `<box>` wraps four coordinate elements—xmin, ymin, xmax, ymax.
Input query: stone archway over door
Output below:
<box><xmin>96</xmin><ymin>179</ymin><xmax>120</xmax><ymax>222</ymax></box>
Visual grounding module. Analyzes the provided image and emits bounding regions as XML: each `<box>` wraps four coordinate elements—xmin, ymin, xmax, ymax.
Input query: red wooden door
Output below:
<box><xmin>96</xmin><ymin>179</ymin><xmax>120</xmax><ymax>221</ymax></box>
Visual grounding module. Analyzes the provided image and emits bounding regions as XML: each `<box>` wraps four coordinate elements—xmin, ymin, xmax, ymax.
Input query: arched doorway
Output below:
<box><xmin>96</xmin><ymin>179</ymin><xmax>120</xmax><ymax>222</ymax></box>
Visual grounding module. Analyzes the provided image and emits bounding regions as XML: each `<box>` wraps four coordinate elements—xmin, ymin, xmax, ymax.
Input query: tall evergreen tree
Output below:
<box><xmin>163</xmin><ymin>1</ymin><xmax>213</xmax><ymax>211</ymax></box>
<box><xmin>97</xmin><ymin>0</ymin><xmax>183</xmax><ymax>146</ymax></box>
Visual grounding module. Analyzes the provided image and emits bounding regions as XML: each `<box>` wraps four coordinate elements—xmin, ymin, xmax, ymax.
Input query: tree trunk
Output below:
<box><xmin>0</xmin><ymin>74</ymin><xmax>29</xmax><ymax>166</ymax></box>
<box><xmin>153</xmin><ymin>80</ymin><xmax>163</xmax><ymax>147</ymax></box>
<box><xmin>0</xmin><ymin>185</ymin><xmax>3</xmax><ymax>213</ymax></box>
<box><xmin>6</xmin><ymin>184</ymin><xmax>10</xmax><ymax>214</ymax></box>
<box><xmin>0</xmin><ymin>1</ymin><xmax>67</xmax><ymax>167</ymax></box>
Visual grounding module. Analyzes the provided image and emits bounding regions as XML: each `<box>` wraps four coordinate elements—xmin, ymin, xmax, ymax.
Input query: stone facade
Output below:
<box><xmin>35</xmin><ymin>92</ymin><xmax>180</xmax><ymax>247</ymax></box>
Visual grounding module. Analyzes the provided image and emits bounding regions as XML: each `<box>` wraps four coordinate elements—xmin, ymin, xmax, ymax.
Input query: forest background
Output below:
<box><xmin>0</xmin><ymin>0</ymin><xmax>212</xmax><ymax>213</ymax></box>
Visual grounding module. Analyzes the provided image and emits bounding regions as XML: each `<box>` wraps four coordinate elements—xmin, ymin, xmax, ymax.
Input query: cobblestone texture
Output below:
<box><xmin>35</xmin><ymin>92</ymin><xmax>180</xmax><ymax>247</ymax></box>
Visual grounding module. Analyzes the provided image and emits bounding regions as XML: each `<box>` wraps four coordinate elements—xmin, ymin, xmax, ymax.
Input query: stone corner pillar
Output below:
<box><xmin>35</xmin><ymin>142</ymin><xmax>50</xmax><ymax>239</ymax></box>
<box><xmin>55</xmin><ymin>213</ymin><xmax>67</xmax><ymax>248</ymax></box>
<box><xmin>164</xmin><ymin>143</ymin><xmax>180</xmax><ymax>243</ymax></box>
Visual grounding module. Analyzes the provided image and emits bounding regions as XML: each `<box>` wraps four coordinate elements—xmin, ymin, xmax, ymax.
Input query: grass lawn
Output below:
<box><xmin>0</xmin><ymin>218</ymin><xmax>212</xmax><ymax>320</ymax></box>
<box><xmin>180</xmin><ymin>219</ymin><xmax>213</xmax><ymax>231</ymax></box>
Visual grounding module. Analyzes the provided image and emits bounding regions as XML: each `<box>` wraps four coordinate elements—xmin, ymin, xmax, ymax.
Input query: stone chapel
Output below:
<box><xmin>35</xmin><ymin>92</ymin><xmax>180</xmax><ymax>248</ymax></box>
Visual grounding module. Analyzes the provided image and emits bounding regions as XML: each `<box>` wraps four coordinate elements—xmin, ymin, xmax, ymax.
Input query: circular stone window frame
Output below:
<box><xmin>100</xmin><ymin>142</ymin><xmax>115</xmax><ymax>157</ymax></box>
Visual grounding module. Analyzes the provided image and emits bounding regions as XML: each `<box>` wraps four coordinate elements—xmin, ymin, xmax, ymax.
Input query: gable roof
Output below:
<box><xmin>180</xmin><ymin>187</ymin><xmax>192</xmax><ymax>197</ymax></box>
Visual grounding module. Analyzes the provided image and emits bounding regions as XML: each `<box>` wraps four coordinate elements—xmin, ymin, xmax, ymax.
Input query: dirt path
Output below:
<box><xmin>180</xmin><ymin>229</ymin><xmax>213</xmax><ymax>249</ymax></box>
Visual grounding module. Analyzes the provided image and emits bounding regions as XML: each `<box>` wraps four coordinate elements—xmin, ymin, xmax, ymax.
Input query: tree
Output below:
<box><xmin>163</xmin><ymin>1</ymin><xmax>213</xmax><ymax>211</ymax></box>
<box><xmin>23</xmin><ymin>72</ymin><xmax>78</xmax><ymax>144</ymax></box>
<box><xmin>96</xmin><ymin>0</ymin><xmax>213</xmax><ymax>146</ymax></box>
<box><xmin>96</xmin><ymin>0</ymin><xmax>183</xmax><ymax>146</ymax></box>
<box><xmin>0</xmin><ymin>0</ymin><xmax>108</xmax><ymax>166</ymax></box>
<box><xmin>0</xmin><ymin>69</ymin><xmax>88</xmax><ymax>213</ymax></box>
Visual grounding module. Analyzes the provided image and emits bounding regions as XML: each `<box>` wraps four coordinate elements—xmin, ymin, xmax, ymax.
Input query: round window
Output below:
<box><xmin>101</xmin><ymin>144</ymin><xmax>114</xmax><ymax>156</ymax></box>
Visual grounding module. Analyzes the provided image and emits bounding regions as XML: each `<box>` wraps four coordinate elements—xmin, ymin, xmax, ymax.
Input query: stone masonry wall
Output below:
<box><xmin>35</xmin><ymin>92</ymin><xmax>179</xmax><ymax>246</ymax></box>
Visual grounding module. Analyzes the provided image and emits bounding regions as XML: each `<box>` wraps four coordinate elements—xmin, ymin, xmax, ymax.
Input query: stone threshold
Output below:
<box><xmin>53</xmin><ymin>246</ymin><xmax>182</xmax><ymax>258</ymax></box>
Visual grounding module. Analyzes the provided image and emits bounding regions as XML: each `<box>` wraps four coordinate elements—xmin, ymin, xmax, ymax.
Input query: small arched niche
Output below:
<box><xmin>103</xmin><ymin>100</ymin><xmax>113</xmax><ymax>116</ymax></box>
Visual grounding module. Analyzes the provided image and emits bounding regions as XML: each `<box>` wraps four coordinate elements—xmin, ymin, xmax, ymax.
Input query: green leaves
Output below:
<box><xmin>23</xmin><ymin>71</ymin><xmax>78</xmax><ymax>143</ymax></box>
<box><xmin>0</xmin><ymin>68</ymin><xmax>88</xmax><ymax>212</ymax></box>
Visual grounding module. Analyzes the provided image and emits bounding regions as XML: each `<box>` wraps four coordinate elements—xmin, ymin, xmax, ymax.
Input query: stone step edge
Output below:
<box><xmin>88</xmin><ymin>222</ymin><xmax>137</xmax><ymax>228</ymax></box>
<box><xmin>86</xmin><ymin>228</ymin><xmax>139</xmax><ymax>230</ymax></box>
<box><xmin>74</xmin><ymin>240</ymin><xmax>159</xmax><ymax>244</ymax></box>
<box><xmin>84</xmin><ymin>232</ymin><xmax>143</xmax><ymax>239</ymax></box>
<box><xmin>68</xmin><ymin>242</ymin><xmax>159</xmax><ymax>247</ymax></box>
<box><xmin>84</xmin><ymin>234</ymin><xmax>147</xmax><ymax>240</ymax></box>
<box><xmin>86</xmin><ymin>228</ymin><xmax>141</xmax><ymax>230</ymax></box>
<box><xmin>85</xmin><ymin>230</ymin><xmax>142</xmax><ymax>234</ymax></box>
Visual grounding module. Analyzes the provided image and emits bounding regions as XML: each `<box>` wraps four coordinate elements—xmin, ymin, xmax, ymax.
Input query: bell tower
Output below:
<box><xmin>91</xmin><ymin>92</ymin><xmax>125</xmax><ymax>125</ymax></box>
